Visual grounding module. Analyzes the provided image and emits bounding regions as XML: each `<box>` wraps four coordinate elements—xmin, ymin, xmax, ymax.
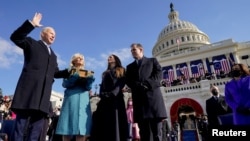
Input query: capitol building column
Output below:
<box><xmin>173</xmin><ymin>65</ymin><xmax>177</xmax><ymax>79</ymax></box>
<box><xmin>225</xmin><ymin>53</ymin><xmax>233</xmax><ymax>65</ymax></box>
<box><xmin>202</xmin><ymin>58</ymin><xmax>207</xmax><ymax>72</ymax></box>
<box><xmin>208</xmin><ymin>57</ymin><xmax>215</xmax><ymax>73</ymax></box>
<box><xmin>233</xmin><ymin>52</ymin><xmax>240</xmax><ymax>64</ymax></box>
<box><xmin>187</xmin><ymin>61</ymin><xmax>192</xmax><ymax>77</ymax></box>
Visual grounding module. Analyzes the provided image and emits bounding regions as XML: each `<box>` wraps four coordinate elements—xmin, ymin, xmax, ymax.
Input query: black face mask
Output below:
<box><xmin>231</xmin><ymin>70</ymin><xmax>241</xmax><ymax>77</ymax></box>
<box><xmin>211</xmin><ymin>89</ymin><xmax>218</xmax><ymax>96</ymax></box>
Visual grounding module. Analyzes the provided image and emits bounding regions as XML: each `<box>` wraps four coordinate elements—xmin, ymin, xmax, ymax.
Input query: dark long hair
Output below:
<box><xmin>103</xmin><ymin>54</ymin><xmax>125</xmax><ymax>78</ymax></box>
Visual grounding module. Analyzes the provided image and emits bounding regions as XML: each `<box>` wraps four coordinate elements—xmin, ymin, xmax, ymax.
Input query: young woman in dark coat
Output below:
<box><xmin>91</xmin><ymin>54</ymin><xmax>129</xmax><ymax>141</ymax></box>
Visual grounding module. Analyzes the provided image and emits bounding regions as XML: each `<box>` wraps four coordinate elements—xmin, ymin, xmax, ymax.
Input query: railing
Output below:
<box><xmin>162</xmin><ymin>78</ymin><xmax>231</xmax><ymax>96</ymax></box>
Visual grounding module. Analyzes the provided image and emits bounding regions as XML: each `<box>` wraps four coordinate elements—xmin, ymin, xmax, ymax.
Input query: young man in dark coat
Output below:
<box><xmin>10</xmin><ymin>13</ymin><xmax>68</xmax><ymax>141</ymax></box>
<box><xmin>126</xmin><ymin>43</ymin><xmax>167</xmax><ymax>141</ymax></box>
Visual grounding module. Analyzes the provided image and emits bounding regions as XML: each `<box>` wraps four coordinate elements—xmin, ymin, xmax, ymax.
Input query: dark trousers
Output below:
<box><xmin>11</xmin><ymin>112</ymin><xmax>45</xmax><ymax>141</ymax></box>
<box><xmin>138</xmin><ymin>119</ymin><xmax>163</xmax><ymax>141</ymax></box>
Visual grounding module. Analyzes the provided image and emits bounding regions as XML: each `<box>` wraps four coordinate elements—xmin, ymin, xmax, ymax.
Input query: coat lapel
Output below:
<box><xmin>38</xmin><ymin>40</ymin><xmax>51</xmax><ymax>55</ymax></box>
<box><xmin>139</xmin><ymin>57</ymin><xmax>146</xmax><ymax>70</ymax></box>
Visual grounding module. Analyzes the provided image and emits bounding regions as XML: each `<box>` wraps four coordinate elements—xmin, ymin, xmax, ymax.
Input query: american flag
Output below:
<box><xmin>182</xmin><ymin>66</ymin><xmax>190</xmax><ymax>79</ymax></box>
<box><xmin>220</xmin><ymin>59</ymin><xmax>231</xmax><ymax>73</ymax></box>
<box><xmin>176</xmin><ymin>67</ymin><xmax>183</xmax><ymax>79</ymax></box>
<box><xmin>168</xmin><ymin>69</ymin><xmax>174</xmax><ymax>82</ymax></box>
<box><xmin>214</xmin><ymin>59</ymin><xmax>230</xmax><ymax>74</ymax></box>
<box><xmin>198</xmin><ymin>63</ymin><xmax>205</xmax><ymax>76</ymax></box>
<box><xmin>177</xmin><ymin>66</ymin><xmax>189</xmax><ymax>79</ymax></box>
<box><xmin>191</xmin><ymin>65</ymin><xmax>203</xmax><ymax>78</ymax></box>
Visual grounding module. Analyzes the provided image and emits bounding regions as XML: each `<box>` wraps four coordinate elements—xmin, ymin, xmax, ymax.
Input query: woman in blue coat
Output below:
<box><xmin>225</xmin><ymin>63</ymin><xmax>250</xmax><ymax>125</ymax></box>
<box><xmin>56</xmin><ymin>53</ymin><xmax>95</xmax><ymax>141</ymax></box>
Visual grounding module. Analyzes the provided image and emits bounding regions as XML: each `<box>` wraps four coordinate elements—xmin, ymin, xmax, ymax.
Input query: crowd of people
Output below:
<box><xmin>161</xmin><ymin>69</ymin><xmax>230</xmax><ymax>87</ymax></box>
<box><xmin>0</xmin><ymin>95</ymin><xmax>16</xmax><ymax>121</ymax></box>
<box><xmin>0</xmin><ymin>95</ymin><xmax>16</xmax><ymax>141</ymax></box>
<box><xmin>2</xmin><ymin>12</ymin><xmax>250</xmax><ymax>141</ymax></box>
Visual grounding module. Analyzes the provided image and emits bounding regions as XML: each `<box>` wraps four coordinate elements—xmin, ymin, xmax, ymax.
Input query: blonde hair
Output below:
<box><xmin>69</xmin><ymin>53</ymin><xmax>85</xmax><ymax>70</ymax></box>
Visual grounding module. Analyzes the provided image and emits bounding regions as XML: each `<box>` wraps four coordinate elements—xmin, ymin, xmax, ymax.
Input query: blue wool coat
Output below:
<box><xmin>56</xmin><ymin>73</ymin><xmax>95</xmax><ymax>135</ymax></box>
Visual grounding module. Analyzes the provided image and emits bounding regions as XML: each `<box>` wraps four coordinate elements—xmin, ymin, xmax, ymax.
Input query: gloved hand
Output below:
<box><xmin>68</xmin><ymin>73</ymin><xmax>80</xmax><ymax>81</ymax></box>
<box><xmin>86</xmin><ymin>75</ymin><xmax>95</xmax><ymax>84</ymax></box>
<box><xmin>62</xmin><ymin>73</ymin><xmax>79</xmax><ymax>88</ymax></box>
<box><xmin>100</xmin><ymin>92</ymin><xmax>113</xmax><ymax>98</ymax></box>
<box><xmin>236</xmin><ymin>107</ymin><xmax>250</xmax><ymax>115</ymax></box>
<box><xmin>135</xmin><ymin>81</ymin><xmax>149</xmax><ymax>90</ymax></box>
<box><xmin>141</xmin><ymin>83</ymin><xmax>149</xmax><ymax>90</ymax></box>
<box><xmin>141</xmin><ymin>81</ymin><xmax>150</xmax><ymax>90</ymax></box>
<box><xmin>85</xmin><ymin>75</ymin><xmax>95</xmax><ymax>90</ymax></box>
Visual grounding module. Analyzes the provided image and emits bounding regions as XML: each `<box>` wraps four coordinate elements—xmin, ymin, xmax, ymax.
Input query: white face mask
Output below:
<box><xmin>56</xmin><ymin>111</ymin><xmax>60</xmax><ymax>115</ymax></box>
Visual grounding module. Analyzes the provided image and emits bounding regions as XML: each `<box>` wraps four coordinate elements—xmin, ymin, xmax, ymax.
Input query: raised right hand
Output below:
<box><xmin>31</xmin><ymin>12</ymin><xmax>43</xmax><ymax>27</ymax></box>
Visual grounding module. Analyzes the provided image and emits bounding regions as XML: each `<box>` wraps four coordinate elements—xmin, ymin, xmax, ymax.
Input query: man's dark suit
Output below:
<box><xmin>206</xmin><ymin>95</ymin><xmax>232</xmax><ymax>127</ymax></box>
<box><xmin>10</xmin><ymin>20</ymin><xmax>68</xmax><ymax>141</ymax></box>
<box><xmin>126</xmin><ymin>56</ymin><xmax>167</xmax><ymax>141</ymax></box>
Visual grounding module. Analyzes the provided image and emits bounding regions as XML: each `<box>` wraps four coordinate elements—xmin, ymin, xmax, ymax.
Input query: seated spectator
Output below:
<box><xmin>189</xmin><ymin>77</ymin><xmax>197</xmax><ymax>83</ymax></box>
<box><xmin>204</xmin><ymin>70</ymin><xmax>211</xmax><ymax>80</ymax></box>
<box><xmin>219</xmin><ymin>70</ymin><xmax>226</xmax><ymax>78</ymax></box>
<box><xmin>211</xmin><ymin>72</ymin><xmax>217</xmax><ymax>80</ymax></box>
<box><xmin>161</xmin><ymin>80</ymin><xmax>167</xmax><ymax>87</ymax></box>
<box><xmin>182</xmin><ymin>76</ymin><xmax>189</xmax><ymax>84</ymax></box>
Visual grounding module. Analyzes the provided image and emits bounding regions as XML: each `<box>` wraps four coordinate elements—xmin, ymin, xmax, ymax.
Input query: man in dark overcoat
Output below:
<box><xmin>206</xmin><ymin>85</ymin><xmax>232</xmax><ymax>128</ymax></box>
<box><xmin>10</xmin><ymin>13</ymin><xmax>68</xmax><ymax>141</ymax></box>
<box><xmin>126</xmin><ymin>43</ymin><xmax>167</xmax><ymax>141</ymax></box>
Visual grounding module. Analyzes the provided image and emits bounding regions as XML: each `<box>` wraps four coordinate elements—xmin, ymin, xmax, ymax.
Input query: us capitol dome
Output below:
<box><xmin>153</xmin><ymin>3</ymin><xmax>210</xmax><ymax>58</ymax></box>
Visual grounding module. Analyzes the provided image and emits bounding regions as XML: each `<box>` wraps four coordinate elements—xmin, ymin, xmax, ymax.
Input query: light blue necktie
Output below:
<box><xmin>47</xmin><ymin>46</ymin><xmax>51</xmax><ymax>55</ymax></box>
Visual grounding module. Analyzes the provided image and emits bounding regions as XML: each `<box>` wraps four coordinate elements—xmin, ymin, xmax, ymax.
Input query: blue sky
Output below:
<box><xmin>1</xmin><ymin>0</ymin><xmax>250</xmax><ymax>95</ymax></box>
